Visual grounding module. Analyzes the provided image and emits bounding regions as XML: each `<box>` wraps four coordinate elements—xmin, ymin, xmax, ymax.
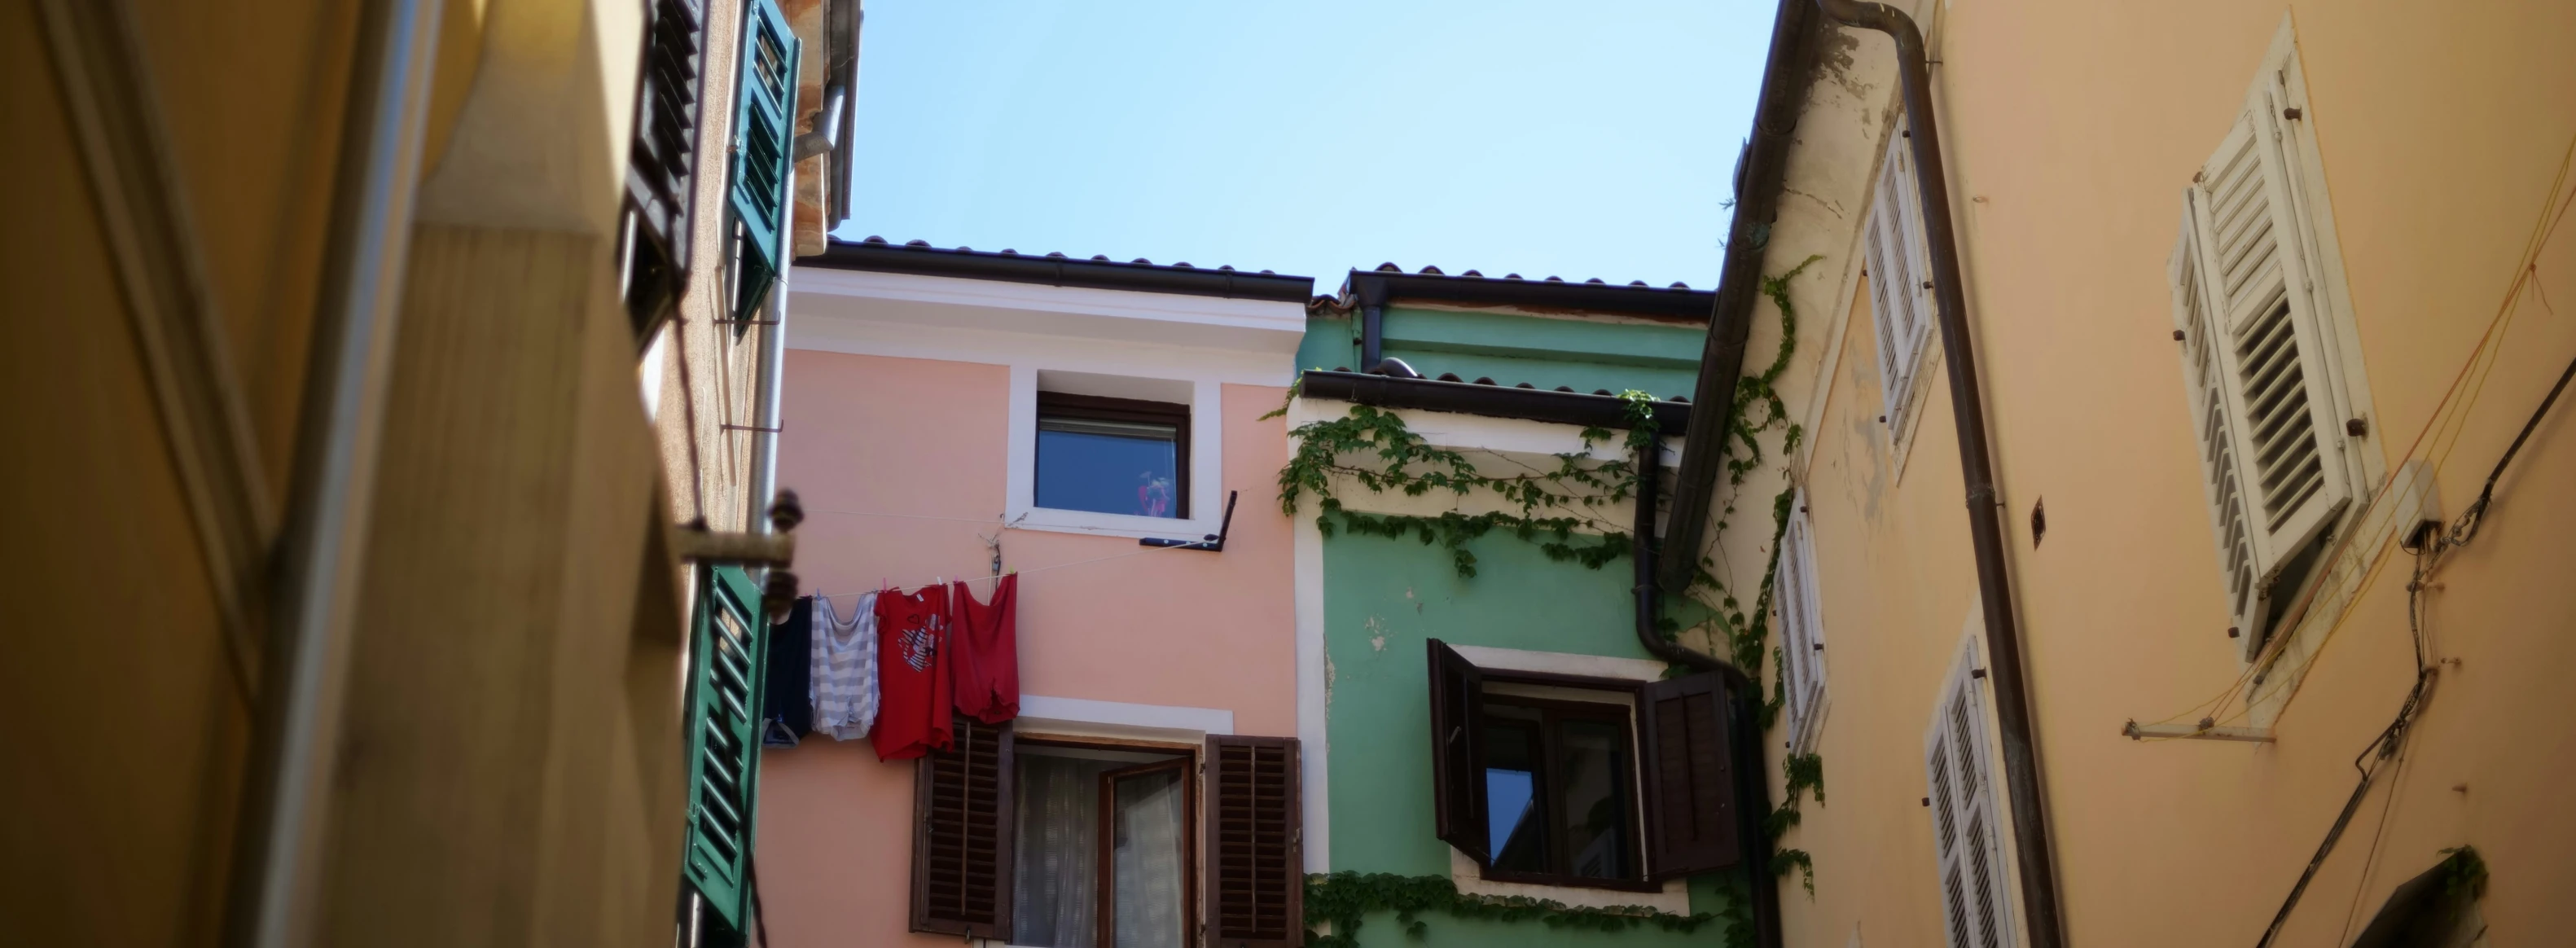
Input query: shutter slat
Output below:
<box><xmin>724</xmin><ymin>0</ymin><xmax>801</xmax><ymax>321</ymax></box>
<box><xmin>1929</xmin><ymin>638</ymin><xmax>2014</xmax><ymax>948</ymax></box>
<box><xmin>1641</xmin><ymin>672</ymin><xmax>1739</xmax><ymax>879</ymax></box>
<box><xmin>911</xmin><ymin>718</ymin><xmax>1013</xmax><ymax>937</ymax></box>
<box><xmin>679</xmin><ymin>566</ymin><xmax>770</xmax><ymax>937</ymax></box>
<box><xmin>1205</xmin><ymin>735</ymin><xmax>1301</xmax><ymax>947</ymax></box>
<box><xmin>2185</xmin><ymin>91</ymin><xmax>2356</xmax><ymax>650</ymax></box>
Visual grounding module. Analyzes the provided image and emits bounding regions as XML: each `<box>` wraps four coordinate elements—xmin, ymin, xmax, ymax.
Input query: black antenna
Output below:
<box><xmin>1139</xmin><ymin>489</ymin><xmax>1236</xmax><ymax>551</ymax></box>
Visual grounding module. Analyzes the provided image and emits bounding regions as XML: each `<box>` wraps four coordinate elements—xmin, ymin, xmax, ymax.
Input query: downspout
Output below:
<box><xmin>748</xmin><ymin>268</ymin><xmax>788</xmax><ymax>536</ymax></box>
<box><xmin>227</xmin><ymin>0</ymin><xmax>443</xmax><ymax>944</ymax></box>
<box><xmin>1807</xmin><ymin>3</ymin><xmax>2066</xmax><ymax>945</ymax></box>
<box><xmin>1631</xmin><ymin>438</ymin><xmax>1782</xmax><ymax>948</ymax></box>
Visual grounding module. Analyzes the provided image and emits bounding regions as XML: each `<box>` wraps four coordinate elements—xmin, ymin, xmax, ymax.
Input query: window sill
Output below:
<box><xmin>1005</xmin><ymin>504</ymin><xmax>1220</xmax><ymax>542</ymax></box>
<box><xmin>1447</xmin><ymin>848</ymin><xmax>1691</xmax><ymax>914</ymax></box>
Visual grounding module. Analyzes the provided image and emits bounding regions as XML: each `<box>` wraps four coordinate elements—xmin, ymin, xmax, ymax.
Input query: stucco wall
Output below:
<box><xmin>1761</xmin><ymin>2</ymin><xmax>2576</xmax><ymax>946</ymax></box>
<box><xmin>754</xmin><ymin>349</ymin><xmax>1298</xmax><ymax>945</ymax></box>
<box><xmin>1316</xmin><ymin>529</ymin><xmax>1739</xmax><ymax>944</ymax></box>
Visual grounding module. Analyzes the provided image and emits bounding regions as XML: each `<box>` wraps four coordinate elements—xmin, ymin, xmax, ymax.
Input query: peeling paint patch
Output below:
<box><xmin>1365</xmin><ymin>615</ymin><xmax>1389</xmax><ymax>652</ymax></box>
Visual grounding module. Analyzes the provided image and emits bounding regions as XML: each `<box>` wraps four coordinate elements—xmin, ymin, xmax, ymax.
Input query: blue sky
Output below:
<box><xmin>840</xmin><ymin>2</ymin><xmax>1779</xmax><ymax>292</ymax></box>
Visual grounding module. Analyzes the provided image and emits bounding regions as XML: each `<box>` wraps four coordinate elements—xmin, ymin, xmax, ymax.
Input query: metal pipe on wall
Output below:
<box><xmin>226</xmin><ymin>0</ymin><xmax>445</xmax><ymax>944</ymax></box>
<box><xmin>1807</xmin><ymin>2</ymin><xmax>2066</xmax><ymax>945</ymax></box>
<box><xmin>1630</xmin><ymin>437</ymin><xmax>1783</xmax><ymax>948</ymax></box>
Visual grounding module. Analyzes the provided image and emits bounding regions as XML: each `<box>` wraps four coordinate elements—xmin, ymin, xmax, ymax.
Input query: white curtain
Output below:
<box><xmin>1110</xmin><ymin>768</ymin><xmax>1187</xmax><ymax>948</ymax></box>
<box><xmin>1015</xmin><ymin>756</ymin><xmax>1108</xmax><ymax>947</ymax></box>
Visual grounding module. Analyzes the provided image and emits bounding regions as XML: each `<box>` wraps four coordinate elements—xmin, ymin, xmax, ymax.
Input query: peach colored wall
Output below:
<box><xmin>756</xmin><ymin>349</ymin><xmax>1297</xmax><ymax>945</ymax></box>
<box><xmin>1768</xmin><ymin>2</ymin><xmax>2576</xmax><ymax>946</ymax></box>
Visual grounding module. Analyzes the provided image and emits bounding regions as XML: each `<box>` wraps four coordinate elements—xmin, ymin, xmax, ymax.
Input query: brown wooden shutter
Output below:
<box><xmin>1204</xmin><ymin>735</ymin><xmax>1301</xmax><ymax>948</ymax></box>
<box><xmin>1425</xmin><ymin>639</ymin><xmax>1489</xmax><ymax>864</ymax></box>
<box><xmin>911</xmin><ymin>718</ymin><xmax>1014</xmax><ymax>937</ymax></box>
<box><xmin>1641</xmin><ymin>671</ymin><xmax>1739</xmax><ymax>879</ymax></box>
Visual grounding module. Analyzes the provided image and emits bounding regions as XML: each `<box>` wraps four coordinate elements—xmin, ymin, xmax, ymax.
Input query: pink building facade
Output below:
<box><xmin>756</xmin><ymin>241</ymin><xmax>1313</xmax><ymax>946</ymax></box>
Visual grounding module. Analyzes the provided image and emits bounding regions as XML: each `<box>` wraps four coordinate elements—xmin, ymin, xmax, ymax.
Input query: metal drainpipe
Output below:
<box><xmin>1809</xmin><ymin>2</ymin><xmax>2066</xmax><ymax>945</ymax></box>
<box><xmin>1630</xmin><ymin>437</ymin><xmax>1783</xmax><ymax>948</ymax></box>
<box><xmin>226</xmin><ymin>0</ymin><xmax>444</xmax><ymax>945</ymax></box>
<box><xmin>748</xmin><ymin>265</ymin><xmax>788</xmax><ymax>535</ymax></box>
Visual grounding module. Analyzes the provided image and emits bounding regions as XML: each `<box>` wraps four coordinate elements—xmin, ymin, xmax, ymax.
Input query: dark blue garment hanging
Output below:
<box><xmin>761</xmin><ymin>595</ymin><xmax>814</xmax><ymax>747</ymax></box>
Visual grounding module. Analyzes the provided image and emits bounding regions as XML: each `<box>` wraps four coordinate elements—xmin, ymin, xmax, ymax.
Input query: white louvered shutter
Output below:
<box><xmin>1926</xmin><ymin>639</ymin><xmax>2013</xmax><ymax>948</ymax></box>
<box><xmin>2168</xmin><ymin>214</ymin><xmax>2265</xmax><ymax>650</ymax></box>
<box><xmin>1866</xmin><ymin>116</ymin><xmax>1939</xmax><ymax>425</ymax></box>
<box><xmin>1774</xmin><ymin>492</ymin><xmax>1826</xmax><ymax>748</ymax></box>
<box><xmin>2175</xmin><ymin>77</ymin><xmax>2354</xmax><ymax>652</ymax></box>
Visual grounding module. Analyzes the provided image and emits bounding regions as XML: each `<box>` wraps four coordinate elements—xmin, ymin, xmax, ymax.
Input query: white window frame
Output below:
<box><xmin>1007</xmin><ymin>367</ymin><xmax>1226</xmax><ymax>541</ymax></box>
<box><xmin>2165</xmin><ymin>20</ymin><xmax>2383</xmax><ymax>667</ymax></box>
<box><xmin>1925</xmin><ymin>634</ymin><xmax>2015</xmax><ymax>948</ymax></box>
<box><xmin>1863</xmin><ymin>112</ymin><xmax>1941</xmax><ymax>450</ymax></box>
<box><xmin>1774</xmin><ymin>489</ymin><xmax>1828</xmax><ymax>752</ymax></box>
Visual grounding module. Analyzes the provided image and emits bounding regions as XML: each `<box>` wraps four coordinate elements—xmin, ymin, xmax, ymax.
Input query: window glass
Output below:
<box><xmin>1556</xmin><ymin>718</ymin><xmax>1635</xmax><ymax>880</ymax></box>
<box><xmin>1108</xmin><ymin>767</ymin><xmax>1187</xmax><ymax>948</ymax></box>
<box><xmin>1036</xmin><ymin>416</ymin><xmax>1179</xmax><ymax>518</ymax></box>
<box><xmin>1014</xmin><ymin>754</ymin><xmax>1109</xmax><ymax>946</ymax></box>
<box><xmin>1474</xmin><ymin>698</ymin><xmax>1639</xmax><ymax>884</ymax></box>
<box><xmin>1484</xmin><ymin>712</ymin><xmax>1547</xmax><ymax>873</ymax></box>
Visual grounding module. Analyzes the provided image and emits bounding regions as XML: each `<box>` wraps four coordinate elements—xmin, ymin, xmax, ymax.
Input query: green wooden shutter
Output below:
<box><xmin>682</xmin><ymin>564</ymin><xmax>770</xmax><ymax>937</ymax></box>
<box><xmin>727</xmin><ymin>0</ymin><xmax>800</xmax><ymax>322</ymax></box>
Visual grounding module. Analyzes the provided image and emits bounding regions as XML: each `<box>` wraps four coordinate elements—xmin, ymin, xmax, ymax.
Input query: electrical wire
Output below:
<box><xmin>2135</xmin><ymin>133</ymin><xmax>2576</xmax><ymax>735</ymax></box>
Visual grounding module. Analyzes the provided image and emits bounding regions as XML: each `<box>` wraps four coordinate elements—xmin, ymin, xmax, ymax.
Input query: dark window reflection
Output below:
<box><xmin>1485</xmin><ymin>711</ymin><xmax>1546</xmax><ymax>872</ymax></box>
<box><xmin>1477</xmin><ymin>698</ymin><xmax>1637</xmax><ymax>882</ymax></box>
<box><xmin>1036</xmin><ymin>417</ymin><xmax>1178</xmax><ymax>518</ymax></box>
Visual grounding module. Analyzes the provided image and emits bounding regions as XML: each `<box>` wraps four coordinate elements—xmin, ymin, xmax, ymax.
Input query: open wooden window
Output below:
<box><xmin>620</xmin><ymin>0</ymin><xmax>709</xmax><ymax>338</ymax></box>
<box><xmin>2167</xmin><ymin>31</ymin><xmax>2370</xmax><ymax>660</ymax></box>
<box><xmin>1205</xmin><ymin>735</ymin><xmax>1301</xmax><ymax>948</ymax></box>
<box><xmin>911</xmin><ymin>717</ymin><xmax>1014</xmax><ymax>938</ymax></box>
<box><xmin>913</xmin><ymin>728</ymin><xmax>1295</xmax><ymax>947</ymax></box>
<box><xmin>723</xmin><ymin>0</ymin><xmax>799</xmax><ymax>325</ymax></box>
<box><xmin>1642</xmin><ymin>673</ymin><xmax>1737</xmax><ymax>879</ymax></box>
<box><xmin>1035</xmin><ymin>392</ymin><xmax>1191</xmax><ymax>520</ymax></box>
<box><xmin>680</xmin><ymin>565</ymin><xmax>770</xmax><ymax>939</ymax></box>
<box><xmin>1425</xmin><ymin>639</ymin><xmax>1740</xmax><ymax>888</ymax></box>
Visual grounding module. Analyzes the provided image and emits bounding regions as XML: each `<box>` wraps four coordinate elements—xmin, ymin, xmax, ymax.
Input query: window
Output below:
<box><xmin>1481</xmin><ymin>697</ymin><xmax>1640</xmax><ymax>883</ymax></box>
<box><xmin>619</xmin><ymin>0</ymin><xmax>709</xmax><ymax>337</ymax></box>
<box><xmin>1010</xmin><ymin>742</ymin><xmax>1196</xmax><ymax>948</ymax></box>
<box><xmin>680</xmin><ymin>565</ymin><xmax>769</xmax><ymax>941</ymax></box>
<box><xmin>1035</xmin><ymin>393</ymin><xmax>1190</xmax><ymax>520</ymax></box>
<box><xmin>911</xmin><ymin>722</ymin><xmax>1304</xmax><ymax>948</ymax></box>
<box><xmin>2166</xmin><ymin>34</ymin><xmax>2372</xmax><ymax>659</ymax></box>
<box><xmin>1864</xmin><ymin>112</ymin><xmax>1938</xmax><ymax>432</ymax></box>
<box><xmin>1428</xmin><ymin>641</ymin><xmax>1739</xmax><ymax>889</ymax></box>
<box><xmin>724</xmin><ymin>0</ymin><xmax>797</xmax><ymax>324</ymax></box>
<box><xmin>1775</xmin><ymin>489</ymin><xmax>1827</xmax><ymax>750</ymax></box>
<box><xmin>1926</xmin><ymin>637</ymin><xmax>2013</xmax><ymax>948</ymax></box>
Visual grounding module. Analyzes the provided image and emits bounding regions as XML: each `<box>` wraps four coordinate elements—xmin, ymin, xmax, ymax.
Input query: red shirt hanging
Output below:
<box><xmin>871</xmin><ymin>585</ymin><xmax>952</xmax><ymax>761</ymax></box>
<box><xmin>948</xmin><ymin>574</ymin><xmax>1020</xmax><ymax>725</ymax></box>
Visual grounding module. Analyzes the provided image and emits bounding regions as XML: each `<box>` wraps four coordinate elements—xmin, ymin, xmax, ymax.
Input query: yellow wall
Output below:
<box><xmin>1</xmin><ymin>0</ymin><xmax>361</xmax><ymax>941</ymax></box>
<box><xmin>1760</xmin><ymin>2</ymin><xmax>2576</xmax><ymax>946</ymax></box>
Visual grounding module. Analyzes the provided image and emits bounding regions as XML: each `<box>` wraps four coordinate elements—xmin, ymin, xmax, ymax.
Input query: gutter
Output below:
<box><xmin>1297</xmin><ymin>370</ymin><xmax>1690</xmax><ymax>431</ymax></box>
<box><xmin>1808</xmin><ymin>2</ymin><xmax>2067</xmax><ymax>944</ymax></box>
<box><xmin>807</xmin><ymin>238</ymin><xmax>1315</xmax><ymax>302</ymax></box>
<box><xmin>1656</xmin><ymin>0</ymin><xmax>1823</xmax><ymax>598</ymax></box>
<box><xmin>1635</xmin><ymin>1</ymin><xmax>1822</xmax><ymax>946</ymax></box>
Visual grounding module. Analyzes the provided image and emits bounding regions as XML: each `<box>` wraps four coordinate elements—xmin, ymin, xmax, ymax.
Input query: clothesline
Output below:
<box><xmin>808</xmin><ymin>506</ymin><xmax>1196</xmax><ymax>539</ymax></box>
<box><xmin>810</xmin><ymin>538</ymin><xmax>1200</xmax><ymax>600</ymax></box>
